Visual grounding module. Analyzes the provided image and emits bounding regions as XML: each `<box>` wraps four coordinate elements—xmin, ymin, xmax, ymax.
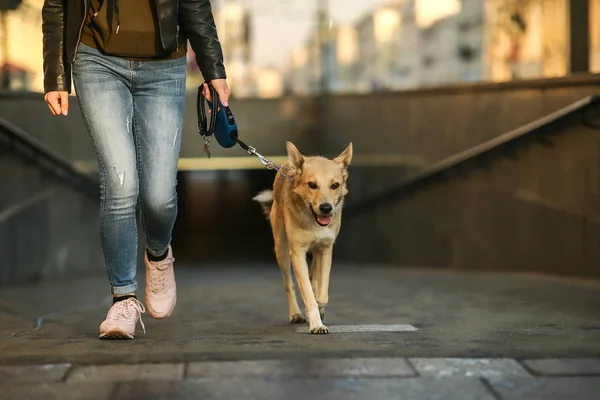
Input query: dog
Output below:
<box><xmin>253</xmin><ymin>141</ymin><xmax>353</xmax><ymax>334</ymax></box>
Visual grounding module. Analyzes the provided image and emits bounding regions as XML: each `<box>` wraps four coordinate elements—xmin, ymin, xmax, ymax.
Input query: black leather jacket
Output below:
<box><xmin>42</xmin><ymin>0</ymin><xmax>227</xmax><ymax>94</ymax></box>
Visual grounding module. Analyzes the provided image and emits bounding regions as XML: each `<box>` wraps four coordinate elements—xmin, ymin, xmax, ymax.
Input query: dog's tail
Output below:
<box><xmin>252</xmin><ymin>190</ymin><xmax>273</xmax><ymax>220</ymax></box>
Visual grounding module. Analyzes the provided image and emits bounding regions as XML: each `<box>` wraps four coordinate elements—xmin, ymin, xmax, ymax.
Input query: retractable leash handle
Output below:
<box><xmin>197</xmin><ymin>83</ymin><xmax>239</xmax><ymax>148</ymax></box>
<box><xmin>213</xmin><ymin>100</ymin><xmax>239</xmax><ymax>148</ymax></box>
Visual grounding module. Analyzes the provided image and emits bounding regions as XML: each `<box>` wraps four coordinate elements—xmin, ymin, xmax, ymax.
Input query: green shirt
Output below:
<box><xmin>81</xmin><ymin>0</ymin><xmax>187</xmax><ymax>60</ymax></box>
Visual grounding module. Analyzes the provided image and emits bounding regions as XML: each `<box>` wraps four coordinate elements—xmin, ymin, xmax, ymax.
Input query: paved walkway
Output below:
<box><xmin>1</xmin><ymin>264</ymin><xmax>600</xmax><ymax>399</ymax></box>
<box><xmin>2</xmin><ymin>357</ymin><xmax>600</xmax><ymax>399</ymax></box>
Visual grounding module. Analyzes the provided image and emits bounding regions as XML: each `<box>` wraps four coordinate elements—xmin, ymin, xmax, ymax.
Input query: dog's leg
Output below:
<box><xmin>309</xmin><ymin>252</ymin><xmax>320</xmax><ymax>300</ymax></box>
<box><xmin>274</xmin><ymin>230</ymin><xmax>305</xmax><ymax>324</ymax></box>
<box><xmin>314</xmin><ymin>247</ymin><xmax>333</xmax><ymax>320</ymax></box>
<box><xmin>309</xmin><ymin>253</ymin><xmax>325</xmax><ymax>320</ymax></box>
<box><xmin>290</xmin><ymin>248</ymin><xmax>328</xmax><ymax>334</ymax></box>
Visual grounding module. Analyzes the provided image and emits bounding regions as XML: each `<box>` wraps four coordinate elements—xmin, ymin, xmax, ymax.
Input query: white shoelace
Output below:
<box><xmin>108</xmin><ymin>298</ymin><xmax>146</xmax><ymax>334</ymax></box>
<box><xmin>149</xmin><ymin>257</ymin><xmax>174</xmax><ymax>294</ymax></box>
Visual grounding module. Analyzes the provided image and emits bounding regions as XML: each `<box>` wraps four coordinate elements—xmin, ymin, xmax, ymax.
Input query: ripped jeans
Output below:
<box><xmin>73</xmin><ymin>43</ymin><xmax>186</xmax><ymax>295</ymax></box>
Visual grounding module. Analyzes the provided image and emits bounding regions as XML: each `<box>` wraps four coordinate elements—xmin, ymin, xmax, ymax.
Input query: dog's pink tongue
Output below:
<box><xmin>318</xmin><ymin>215</ymin><xmax>331</xmax><ymax>225</ymax></box>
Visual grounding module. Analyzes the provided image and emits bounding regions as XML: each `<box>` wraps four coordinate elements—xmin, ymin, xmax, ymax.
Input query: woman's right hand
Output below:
<box><xmin>44</xmin><ymin>91</ymin><xmax>69</xmax><ymax>116</ymax></box>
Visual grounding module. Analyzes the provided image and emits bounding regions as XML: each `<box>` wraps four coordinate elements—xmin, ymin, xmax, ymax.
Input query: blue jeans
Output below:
<box><xmin>73</xmin><ymin>43</ymin><xmax>186</xmax><ymax>295</ymax></box>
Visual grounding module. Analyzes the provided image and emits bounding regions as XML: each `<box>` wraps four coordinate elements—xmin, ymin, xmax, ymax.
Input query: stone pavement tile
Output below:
<box><xmin>67</xmin><ymin>363</ymin><xmax>184</xmax><ymax>383</ymax></box>
<box><xmin>0</xmin><ymin>383</ymin><xmax>115</xmax><ymax>400</ymax></box>
<box><xmin>521</xmin><ymin>358</ymin><xmax>600</xmax><ymax>376</ymax></box>
<box><xmin>488</xmin><ymin>377</ymin><xmax>600</xmax><ymax>400</ymax></box>
<box><xmin>0</xmin><ymin>364</ymin><xmax>70</xmax><ymax>385</ymax></box>
<box><xmin>187</xmin><ymin>358</ymin><xmax>416</xmax><ymax>378</ymax></box>
<box><xmin>409</xmin><ymin>358</ymin><xmax>531</xmax><ymax>378</ymax></box>
<box><xmin>114</xmin><ymin>378</ymin><xmax>496</xmax><ymax>400</ymax></box>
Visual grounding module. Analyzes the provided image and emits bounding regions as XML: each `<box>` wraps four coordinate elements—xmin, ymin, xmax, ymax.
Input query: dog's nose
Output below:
<box><xmin>319</xmin><ymin>203</ymin><xmax>333</xmax><ymax>214</ymax></box>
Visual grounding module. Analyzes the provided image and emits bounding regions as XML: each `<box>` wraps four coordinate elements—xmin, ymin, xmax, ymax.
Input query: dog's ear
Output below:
<box><xmin>333</xmin><ymin>142</ymin><xmax>353</xmax><ymax>169</ymax></box>
<box><xmin>286</xmin><ymin>141</ymin><xmax>304</xmax><ymax>171</ymax></box>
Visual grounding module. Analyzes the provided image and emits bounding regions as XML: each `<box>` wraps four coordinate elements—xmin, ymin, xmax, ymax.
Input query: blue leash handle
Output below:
<box><xmin>197</xmin><ymin>83</ymin><xmax>239</xmax><ymax>148</ymax></box>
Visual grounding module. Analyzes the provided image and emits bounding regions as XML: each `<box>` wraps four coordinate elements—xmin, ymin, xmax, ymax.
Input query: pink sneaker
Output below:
<box><xmin>145</xmin><ymin>245</ymin><xmax>177</xmax><ymax>319</ymax></box>
<box><xmin>99</xmin><ymin>298</ymin><xmax>146</xmax><ymax>340</ymax></box>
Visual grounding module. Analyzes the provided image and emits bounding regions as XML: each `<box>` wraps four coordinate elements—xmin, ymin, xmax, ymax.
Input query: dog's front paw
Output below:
<box><xmin>309</xmin><ymin>324</ymin><xmax>329</xmax><ymax>334</ymax></box>
<box><xmin>289</xmin><ymin>313</ymin><xmax>306</xmax><ymax>324</ymax></box>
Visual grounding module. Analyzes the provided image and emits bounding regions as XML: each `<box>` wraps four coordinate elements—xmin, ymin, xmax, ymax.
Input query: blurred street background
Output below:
<box><xmin>3</xmin><ymin>0</ymin><xmax>599</xmax><ymax>95</ymax></box>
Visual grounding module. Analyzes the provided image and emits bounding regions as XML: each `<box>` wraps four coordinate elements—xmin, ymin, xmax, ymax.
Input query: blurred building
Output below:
<box><xmin>349</xmin><ymin>0</ymin><xmax>486</xmax><ymax>91</ymax></box>
<box><xmin>394</xmin><ymin>0</ymin><xmax>422</xmax><ymax>88</ymax></box>
<box><xmin>415</xmin><ymin>0</ymin><xmax>462</xmax><ymax>27</ymax></box>
<box><xmin>281</xmin><ymin>0</ymin><xmax>600</xmax><ymax>95</ymax></box>
<box><xmin>485</xmin><ymin>0</ymin><xmax>568</xmax><ymax>81</ymax></box>
<box><xmin>284</xmin><ymin>44</ymin><xmax>312</xmax><ymax>96</ymax></box>
<box><xmin>284</xmin><ymin>28</ymin><xmax>321</xmax><ymax>95</ymax></box>
<box><xmin>354</xmin><ymin>3</ymin><xmax>402</xmax><ymax>92</ymax></box>
<box><xmin>588</xmin><ymin>0</ymin><xmax>600</xmax><ymax>72</ymax></box>
<box><xmin>285</xmin><ymin>21</ymin><xmax>360</xmax><ymax>95</ymax></box>
<box><xmin>283</xmin><ymin>2</ymin><xmax>404</xmax><ymax>95</ymax></box>
<box><xmin>253</xmin><ymin>66</ymin><xmax>284</xmax><ymax>98</ymax></box>
<box><xmin>285</xmin><ymin>0</ymin><xmax>487</xmax><ymax>94</ymax></box>
<box><xmin>418</xmin><ymin>0</ymin><xmax>485</xmax><ymax>86</ymax></box>
<box><xmin>330</xmin><ymin>24</ymin><xmax>359</xmax><ymax>93</ymax></box>
<box><xmin>210</xmin><ymin>0</ymin><xmax>253</xmax><ymax>97</ymax></box>
<box><xmin>1</xmin><ymin>0</ymin><xmax>44</xmax><ymax>92</ymax></box>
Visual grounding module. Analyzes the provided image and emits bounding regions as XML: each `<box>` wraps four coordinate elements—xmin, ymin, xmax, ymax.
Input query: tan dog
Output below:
<box><xmin>253</xmin><ymin>141</ymin><xmax>353</xmax><ymax>334</ymax></box>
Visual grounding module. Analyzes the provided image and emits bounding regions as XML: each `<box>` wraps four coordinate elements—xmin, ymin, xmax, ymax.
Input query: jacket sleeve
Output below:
<box><xmin>179</xmin><ymin>0</ymin><xmax>227</xmax><ymax>81</ymax></box>
<box><xmin>42</xmin><ymin>0</ymin><xmax>72</xmax><ymax>93</ymax></box>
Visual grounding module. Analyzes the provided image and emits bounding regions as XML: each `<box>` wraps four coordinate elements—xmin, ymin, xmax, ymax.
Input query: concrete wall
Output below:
<box><xmin>0</xmin><ymin>150</ymin><xmax>103</xmax><ymax>287</ymax></box>
<box><xmin>334</xmin><ymin>79</ymin><xmax>600</xmax><ymax>279</ymax></box>
<box><xmin>0</xmin><ymin>92</ymin><xmax>97</xmax><ymax>174</ymax></box>
<box><xmin>320</xmin><ymin>74</ymin><xmax>600</xmax><ymax>162</ymax></box>
<box><xmin>0</xmin><ymin>93</ymin><xmax>104</xmax><ymax>287</ymax></box>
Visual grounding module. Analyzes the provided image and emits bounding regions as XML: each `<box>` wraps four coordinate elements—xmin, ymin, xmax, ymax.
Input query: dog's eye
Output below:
<box><xmin>330</xmin><ymin>182</ymin><xmax>340</xmax><ymax>190</ymax></box>
<box><xmin>308</xmin><ymin>182</ymin><xmax>318</xmax><ymax>190</ymax></box>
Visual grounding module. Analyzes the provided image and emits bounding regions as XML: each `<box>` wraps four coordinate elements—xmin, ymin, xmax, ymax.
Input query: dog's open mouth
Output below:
<box><xmin>311</xmin><ymin>209</ymin><xmax>332</xmax><ymax>227</ymax></box>
<box><xmin>317</xmin><ymin>215</ymin><xmax>331</xmax><ymax>226</ymax></box>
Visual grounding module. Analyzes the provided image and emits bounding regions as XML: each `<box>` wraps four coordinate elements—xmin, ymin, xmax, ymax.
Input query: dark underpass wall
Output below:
<box><xmin>323</xmin><ymin>76</ymin><xmax>600</xmax><ymax>276</ymax></box>
<box><xmin>2</xmin><ymin>74</ymin><xmax>600</xmax><ymax>278</ymax></box>
<box><xmin>0</xmin><ymin>151</ymin><xmax>102</xmax><ymax>287</ymax></box>
<box><xmin>335</xmin><ymin>95</ymin><xmax>600</xmax><ymax>278</ymax></box>
<box><xmin>0</xmin><ymin>92</ymin><xmax>97</xmax><ymax>175</ymax></box>
<box><xmin>320</xmin><ymin>74</ymin><xmax>600</xmax><ymax>163</ymax></box>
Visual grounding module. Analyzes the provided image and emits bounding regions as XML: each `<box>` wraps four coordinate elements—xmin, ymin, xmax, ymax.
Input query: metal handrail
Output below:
<box><xmin>0</xmin><ymin>117</ymin><xmax>98</xmax><ymax>198</ymax></box>
<box><xmin>345</xmin><ymin>95</ymin><xmax>600</xmax><ymax>215</ymax></box>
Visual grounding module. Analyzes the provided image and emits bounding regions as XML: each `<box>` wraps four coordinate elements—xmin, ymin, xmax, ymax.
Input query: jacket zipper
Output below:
<box><xmin>175</xmin><ymin>1</ymin><xmax>180</xmax><ymax>46</ymax></box>
<box><xmin>72</xmin><ymin>0</ymin><xmax>90</xmax><ymax>62</ymax></box>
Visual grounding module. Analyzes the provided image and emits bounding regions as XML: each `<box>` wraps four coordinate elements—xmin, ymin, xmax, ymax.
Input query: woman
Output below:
<box><xmin>41</xmin><ymin>0</ymin><xmax>229</xmax><ymax>339</ymax></box>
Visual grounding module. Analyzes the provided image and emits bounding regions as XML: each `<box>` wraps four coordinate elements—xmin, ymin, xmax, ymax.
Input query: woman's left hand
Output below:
<box><xmin>202</xmin><ymin>79</ymin><xmax>230</xmax><ymax>108</ymax></box>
